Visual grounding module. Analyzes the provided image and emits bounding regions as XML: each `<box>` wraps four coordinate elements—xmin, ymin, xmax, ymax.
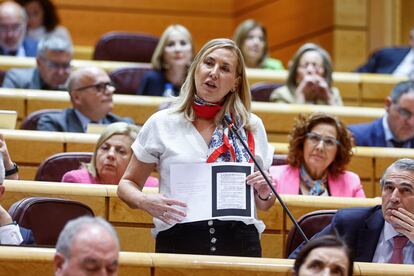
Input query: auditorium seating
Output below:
<box><xmin>19</xmin><ymin>109</ymin><xmax>62</xmax><ymax>130</ymax></box>
<box><xmin>250</xmin><ymin>82</ymin><xmax>282</xmax><ymax>102</ymax></box>
<box><xmin>109</xmin><ymin>66</ymin><xmax>152</xmax><ymax>95</ymax></box>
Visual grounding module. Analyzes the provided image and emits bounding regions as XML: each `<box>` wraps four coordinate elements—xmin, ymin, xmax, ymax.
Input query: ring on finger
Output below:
<box><xmin>162</xmin><ymin>211</ymin><xmax>167</xmax><ymax>217</ymax></box>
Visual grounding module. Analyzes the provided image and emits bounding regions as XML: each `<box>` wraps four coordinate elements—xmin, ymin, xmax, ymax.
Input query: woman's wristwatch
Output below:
<box><xmin>5</xmin><ymin>162</ymin><xmax>18</xmax><ymax>176</ymax></box>
<box><xmin>258</xmin><ymin>192</ymin><xmax>273</xmax><ymax>201</ymax></box>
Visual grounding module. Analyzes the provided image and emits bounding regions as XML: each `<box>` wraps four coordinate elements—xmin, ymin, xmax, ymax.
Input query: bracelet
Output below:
<box><xmin>5</xmin><ymin>162</ymin><xmax>18</xmax><ymax>176</ymax></box>
<box><xmin>258</xmin><ymin>192</ymin><xmax>273</xmax><ymax>201</ymax></box>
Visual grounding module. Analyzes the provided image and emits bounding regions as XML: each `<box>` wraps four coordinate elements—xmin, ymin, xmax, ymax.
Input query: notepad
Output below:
<box><xmin>0</xmin><ymin>110</ymin><xmax>17</xmax><ymax>129</ymax></box>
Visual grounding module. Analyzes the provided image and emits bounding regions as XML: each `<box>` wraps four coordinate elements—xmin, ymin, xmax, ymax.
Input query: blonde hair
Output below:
<box><xmin>151</xmin><ymin>24</ymin><xmax>194</xmax><ymax>70</ymax></box>
<box><xmin>87</xmin><ymin>122</ymin><xmax>141</xmax><ymax>177</ymax></box>
<box><xmin>175</xmin><ymin>38</ymin><xmax>252</xmax><ymax>130</ymax></box>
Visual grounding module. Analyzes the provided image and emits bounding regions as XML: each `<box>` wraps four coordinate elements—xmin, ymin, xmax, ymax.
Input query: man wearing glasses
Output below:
<box><xmin>37</xmin><ymin>66</ymin><xmax>134</xmax><ymax>133</ymax></box>
<box><xmin>0</xmin><ymin>1</ymin><xmax>37</xmax><ymax>57</ymax></box>
<box><xmin>349</xmin><ymin>81</ymin><xmax>414</xmax><ymax>148</ymax></box>
<box><xmin>2</xmin><ymin>36</ymin><xmax>71</xmax><ymax>90</ymax></box>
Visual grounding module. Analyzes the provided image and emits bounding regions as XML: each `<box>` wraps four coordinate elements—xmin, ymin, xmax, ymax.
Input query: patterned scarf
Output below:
<box><xmin>299</xmin><ymin>164</ymin><xmax>327</xmax><ymax>195</ymax></box>
<box><xmin>192</xmin><ymin>95</ymin><xmax>223</xmax><ymax>120</ymax></box>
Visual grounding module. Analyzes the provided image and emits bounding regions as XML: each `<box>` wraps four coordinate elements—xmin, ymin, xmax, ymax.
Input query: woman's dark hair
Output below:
<box><xmin>16</xmin><ymin>0</ymin><xmax>60</xmax><ymax>31</ymax></box>
<box><xmin>287</xmin><ymin>112</ymin><xmax>353</xmax><ymax>177</ymax></box>
<box><xmin>293</xmin><ymin>235</ymin><xmax>353</xmax><ymax>276</ymax></box>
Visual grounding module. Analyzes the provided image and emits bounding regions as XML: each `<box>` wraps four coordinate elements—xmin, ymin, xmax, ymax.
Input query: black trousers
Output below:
<box><xmin>155</xmin><ymin>219</ymin><xmax>262</xmax><ymax>257</ymax></box>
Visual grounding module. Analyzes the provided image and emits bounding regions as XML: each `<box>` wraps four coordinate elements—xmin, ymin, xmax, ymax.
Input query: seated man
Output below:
<box><xmin>348</xmin><ymin>81</ymin><xmax>414</xmax><ymax>148</ymax></box>
<box><xmin>2</xmin><ymin>36</ymin><xmax>72</xmax><ymax>90</ymax></box>
<box><xmin>0</xmin><ymin>1</ymin><xmax>37</xmax><ymax>57</ymax></box>
<box><xmin>291</xmin><ymin>158</ymin><xmax>414</xmax><ymax>264</ymax></box>
<box><xmin>355</xmin><ymin>27</ymin><xmax>414</xmax><ymax>77</ymax></box>
<box><xmin>0</xmin><ymin>134</ymin><xmax>34</xmax><ymax>245</ymax></box>
<box><xmin>54</xmin><ymin>216</ymin><xmax>119</xmax><ymax>276</ymax></box>
<box><xmin>37</xmin><ymin>67</ymin><xmax>134</xmax><ymax>132</ymax></box>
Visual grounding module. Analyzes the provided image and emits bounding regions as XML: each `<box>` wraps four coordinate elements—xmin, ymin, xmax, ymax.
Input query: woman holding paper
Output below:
<box><xmin>118</xmin><ymin>38</ymin><xmax>274</xmax><ymax>257</ymax></box>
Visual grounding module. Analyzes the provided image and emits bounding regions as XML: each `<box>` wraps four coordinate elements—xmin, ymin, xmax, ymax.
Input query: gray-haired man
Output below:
<box><xmin>54</xmin><ymin>216</ymin><xmax>120</xmax><ymax>276</ymax></box>
<box><xmin>2</xmin><ymin>35</ymin><xmax>72</xmax><ymax>90</ymax></box>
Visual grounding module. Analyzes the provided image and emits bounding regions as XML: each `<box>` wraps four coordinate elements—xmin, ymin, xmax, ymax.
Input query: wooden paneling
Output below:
<box><xmin>334</xmin><ymin>0</ymin><xmax>367</xmax><ymax>27</ymax></box>
<box><xmin>334</xmin><ymin>30</ymin><xmax>367</xmax><ymax>71</ymax></box>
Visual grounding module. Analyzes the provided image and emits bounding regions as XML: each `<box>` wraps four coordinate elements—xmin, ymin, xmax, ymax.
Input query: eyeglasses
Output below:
<box><xmin>0</xmin><ymin>24</ymin><xmax>22</xmax><ymax>33</ymax></box>
<box><xmin>39</xmin><ymin>57</ymin><xmax>71</xmax><ymax>70</ymax></box>
<box><xmin>394</xmin><ymin>105</ymin><xmax>414</xmax><ymax>120</ymax></box>
<box><xmin>306</xmin><ymin>132</ymin><xmax>340</xmax><ymax>148</ymax></box>
<box><xmin>298</xmin><ymin>62</ymin><xmax>323</xmax><ymax>71</ymax></box>
<box><xmin>74</xmin><ymin>82</ymin><xmax>115</xmax><ymax>94</ymax></box>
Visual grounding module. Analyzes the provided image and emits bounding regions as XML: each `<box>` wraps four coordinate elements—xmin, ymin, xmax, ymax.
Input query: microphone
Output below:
<box><xmin>223</xmin><ymin>114</ymin><xmax>309</xmax><ymax>243</ymax></box>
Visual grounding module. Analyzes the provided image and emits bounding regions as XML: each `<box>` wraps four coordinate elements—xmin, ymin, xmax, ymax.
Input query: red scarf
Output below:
<box><xmin>192</xmin><ymin>95</ymin><xmax>223</xmax><ymax>120</ymax></box>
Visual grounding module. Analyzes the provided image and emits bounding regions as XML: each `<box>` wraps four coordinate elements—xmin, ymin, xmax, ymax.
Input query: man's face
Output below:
<box><xmin>37</xmin><ymin>50</ymin><xmax>72</xmax><ymax>89</ymax></box>
<box><xmin>381</xmin><ymin>168</ymin><xmax>414</xmax><ymax>231</ymax></box>
<box><xmin>0</xmin><ymin>7</ymin><xmax>24</xmax><ymax>51</ymax></box>
<box><xmin>71</xmin><ymin>68</ymin><xmax>114</xmax><ymax>122</ymax></box>
<box><xmin>385</xmin><ymin>92</ymin><xmax>414</xmax><ymax>141</ymax></box>
<box><xmin>54</xmin><ymin>226</ymin><xmax>119</xmax><ymax>276</ymax></box>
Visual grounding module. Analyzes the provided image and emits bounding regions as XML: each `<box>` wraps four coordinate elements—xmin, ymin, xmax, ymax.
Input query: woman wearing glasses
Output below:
<box><xmin>270</xmin><ymin>113</ymin><xmax>365</xmax><ymax>197</ymax></box>
<box><xmin>270</xmin><ymin>43</ymin><xmax>343</xmax><ymax>106</ymax></box>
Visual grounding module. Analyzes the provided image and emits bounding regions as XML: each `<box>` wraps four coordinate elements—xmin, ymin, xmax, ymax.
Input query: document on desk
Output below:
<box><xmin>170</xmin><ymin>162</ymin><xmax>254</xmax><ymax>223</ymax></box>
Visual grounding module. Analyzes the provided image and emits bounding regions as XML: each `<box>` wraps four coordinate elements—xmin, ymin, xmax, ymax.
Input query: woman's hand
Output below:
<box><xmin>140</xmin><ymin>193</ymin><xmax>187</xmax><ymax>225</ymax></box>
<box><xmin>296</xmin><ymin>75</ymin><xmax>332</xmax><ymax>104</ymax></box>
<box><xmin>246</xmin><ymin>171</ymin><xmax>273</xmax><ymax>198</ymax></box>
<box><xmin>0</xmin><ymin>134</ymin><xmax>17</xmax><ymax>180</ymax></box>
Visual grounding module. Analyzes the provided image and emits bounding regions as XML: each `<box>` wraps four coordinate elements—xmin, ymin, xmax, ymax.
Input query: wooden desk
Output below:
<box><xmin>0</xmin><ymin>246</ymin><xmax>412</xmax><ymax>275</ymax></box>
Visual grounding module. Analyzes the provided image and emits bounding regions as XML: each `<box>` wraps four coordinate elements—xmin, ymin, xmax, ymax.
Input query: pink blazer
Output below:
<box><xmin>269</xmin><ymin>165</ymin><xmax>365</xmax><ymax>198</ymax></box>
<box><xmin>62</xmin><ymin>168</ymin><xmax>159</xmax><ymax>187</ymax></box>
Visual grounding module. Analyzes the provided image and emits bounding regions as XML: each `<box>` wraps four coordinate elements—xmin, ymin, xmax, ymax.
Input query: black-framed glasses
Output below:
<box><xmin>74</xmin><ymin>82</ymin><xmax>115</xmax><ymax>93</ymax></box>
<box><xmin>306</xmin><ymin>132</ymin><xmax>340</xmax><ymax>148</ymax></box>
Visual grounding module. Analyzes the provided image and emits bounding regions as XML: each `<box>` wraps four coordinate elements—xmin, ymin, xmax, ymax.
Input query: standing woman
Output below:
<box><xmin>137</xmin><ymin>24</ymin><xmax>193</xmax><ymax>97</ymax></box>
<box><xmin>16</xmin><ymin>0</ymin><xmax>72</xmax><ymax>43</ymax></box>
<box><xmin>233</xmin><ymin>19</ymin><xmax>284</xmax><ymax>70</ymax></box>
<box><xmin>119</xmin><ymin>38</ymin><xmax>275</xmax><ymax>257</ymax></box>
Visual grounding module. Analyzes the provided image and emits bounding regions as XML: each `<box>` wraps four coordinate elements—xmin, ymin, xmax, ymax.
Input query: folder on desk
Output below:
<box><xmin>0</xmin><ymin>110</ymin><xmax>17</xmax><ymax>129</ymax></box>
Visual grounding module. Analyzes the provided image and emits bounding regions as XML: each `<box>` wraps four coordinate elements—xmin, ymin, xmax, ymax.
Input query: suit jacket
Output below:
<box><xmin>348</xmin><ymin>117</ymin><xmax>414</xmax><ymax>147</ymax></box>
<box><xmin>270</xmin><ymin>165</ymin><xmax>365</xmax><ymax>197</ymax></box>
<box><xmin>20</xmin><ymin>226</ymin><xmax>35</xmax><ymax>245</ymax></box>
<box><xmin>2</xmin><ymin>67</ymin><xmax>65</xmax><ymax>90</ymax></box>
<box><xmin>137</xmin><ymin>69</ymin><xmax>180</xmax><ymax>96</ymax></box>
<box><xmin>355</xmin><ymin>47</ymin><xmax>410</xmax><ymax>74</ymax></box>
<box><xmin>36</xmin><ymin>108</ymin><xmax>134</xmax><ymax>133</ymax></box>
<box><xmin>290</xmin><ymin>205</ymin><xmax>384</xmax><ymax>262</ymax></box>
<box><xmin>0</xmin><ymin>38</ymin><xmax>38</xmax><ymax>57</ymax></box>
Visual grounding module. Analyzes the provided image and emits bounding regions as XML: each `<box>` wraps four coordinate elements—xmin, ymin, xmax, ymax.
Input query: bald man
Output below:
<box><xmin>37</xmin><ymin>67</ymin><xmax>134</xmax><ymax>132</ymax></box>
<box><xmin>0</xmin><ymin>1</ymin><xmax>37</xmax><ymax>56</ymax></box>
<box><xmin>54</xmin><ymin>216</ymin><xmax>119</xmax><ymax>276</ymax></box>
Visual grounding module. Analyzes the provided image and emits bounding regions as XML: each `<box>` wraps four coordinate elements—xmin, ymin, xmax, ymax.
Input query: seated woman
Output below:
<box><xmin>137</xmin><ymin>24</ymin><xmax>193</xmax><ymax>97</ymax></box>
<box><xmin>16</xmin><ymin>0</ymin><xmax>72</xmax><ymax>43</ymax></box>
<box><xmin>270</xmin><ymin>43</ymin><xmax>342</xmax><ymax>105</ymax></box>
<box><xmin>270</xmin><ymin>113</ymin><xmax>365</xmax><ymax>197</ymax></box>
<box><xmin>62</xmin><ymin>122</ymin><xmax>158</xmax><ymax>187</ymax></box>
<box><xmin>233</xmin><ymin>19</ymin><xmax>284</xmax><ymax>70</ymax></box>
<box><xmin>293</xmin><ymin>235</ymin><xmax>353</xmax><ymax>276</ymax></box>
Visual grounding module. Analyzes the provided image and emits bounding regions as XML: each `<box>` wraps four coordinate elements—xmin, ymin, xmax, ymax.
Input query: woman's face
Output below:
<box><xmin>296</xmin><ymin>50</ymin><xmax>325</xmax><ymax>83</ymax></box>
<box><xmin>25</xmin><ymin>1</ymin><xmax>44</xmax><ymax>29</ymax></box>
<box><xmin>241</xmin><ymin>27</ymin><xmax>265</xmax><ymax>66</ymax></box>
<box><xmin>194</xmin><ymin>47</ymin><xmax>240</xmax><ymax>103</ymax></box>
<box><xmin>303</xmin><ymin>123</ymin><xmax>338</xmax><ymax>176</ymax></box>
<box><xmin>95</xmin><ymin>134</ymin><xmax>133</xmax><ymax>184</ymax></box>
<box><xmin>163</xmin><ymin>29</ymin><xmax>192</xmax><ymax>67</ymax></box>
<box><xmin>298</xmin><ymin>247</ymin><xmax>349</xmax><ymax>276</ymax></box>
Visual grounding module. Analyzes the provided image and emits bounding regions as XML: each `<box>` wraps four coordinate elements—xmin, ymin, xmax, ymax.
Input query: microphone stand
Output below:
<box><xmin>224</xmin><ymin>115</ymin><xmax>309</xmax><ymax>244</ymax></box>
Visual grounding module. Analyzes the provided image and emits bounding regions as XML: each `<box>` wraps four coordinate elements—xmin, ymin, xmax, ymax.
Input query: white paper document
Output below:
<box><xmin>170</xmin><ymin>162</ymin><xmax>254</xmax><ymax>223</ymax></box>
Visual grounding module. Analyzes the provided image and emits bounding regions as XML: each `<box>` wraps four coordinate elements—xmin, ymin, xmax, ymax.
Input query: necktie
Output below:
<box><xmin>391</xmin><ymin>139</ymin><xmax>405</xmax><ymax>148</ymax></box>
<box><xmin>389</xmin><ymin>236</ymin><xmax>409</xmax><ymax>264</ymax></box>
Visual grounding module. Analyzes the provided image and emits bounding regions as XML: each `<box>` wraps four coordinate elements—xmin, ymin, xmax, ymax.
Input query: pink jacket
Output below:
<box><xmin>62</xmin><ymin>168</ymin><xmax>159</xmax><ymax>187</ymax></box>
<box><xmin>269</xmin><ymin>165</ymin><xmax>365</xmax><ymax>198</ymax></box>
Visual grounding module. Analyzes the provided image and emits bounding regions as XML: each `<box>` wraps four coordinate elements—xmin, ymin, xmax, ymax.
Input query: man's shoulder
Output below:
<box><xmin>335</xmin><ymin>205</ymin><xmax>382</xmax><ymax>223</ymax></box>
<box><xmin>105</xmin><ymin>112</ymin><xmax>135</xmax><ymax>124</ymax></box>
<box><xmin>376</xmin><ymin>47</ymin><xmax>410</xmax><ymax>55</ymax></box>
<box><xmin>348</xmin><ymin>118</ymin><xmax>381</xmax><ymax>133</ymax></box>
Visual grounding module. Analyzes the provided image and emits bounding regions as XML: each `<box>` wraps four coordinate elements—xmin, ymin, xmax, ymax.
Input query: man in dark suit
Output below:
<box><xmin>291</xmin><ymin>158</ymin><xmax>414</xmax><ymax>263</ymax></box>
<box><xmin>0</xmin><ymin>1</ymin><xmax>37</xmax><ymax>57</ymax></box>
<box><xmin>348</xmin><ymin>81</ymin><xmax>414</xmax><ymax>148</ymax></box>
<box><xmin>2</xmin><ymin>36</ymin><xmax>72</xmax><ymax>90</ymax></box>
<box><xmin>37</xmin><ymin>67</ymin><xmax>134</xmax><ymax>132</ymax></box>
<box><xmin>355</xmin><ymin>28</ymin><xmax>414</xmax><ymax>77</ymax></box>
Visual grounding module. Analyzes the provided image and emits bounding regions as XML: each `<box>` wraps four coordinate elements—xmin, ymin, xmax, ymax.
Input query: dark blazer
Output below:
<box><xmin>0</xmin><ymin>38</ymin><xmax>38</xmax><ymax>57</ymax></box>
<box><xmin>355</xmin><ymin>47</ymin><xmax>410</xmax><ymax>74</ymax></box>
<box><xmin>36</xmin><ymin>108</ymin><xmax>134</xmax><ymax>133</ymax></box>
<box><xmin>348</xmin><ymin>117</ymin><xmax>414</xmax><ymax>147</ymax></box>
<box><xmin>290</xmin><ymin>205</ymin><xmax>384</xmax><ymax>262</ymax></box>
<box><xmin>20</xmin><ymin>227</ymin><xmax>35</xmax><ymax>245</ymax></box>
<box><xmin>137</xmin><ymin>69</ymin><xmax>180</xmax><ymax>96</ymax></box>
